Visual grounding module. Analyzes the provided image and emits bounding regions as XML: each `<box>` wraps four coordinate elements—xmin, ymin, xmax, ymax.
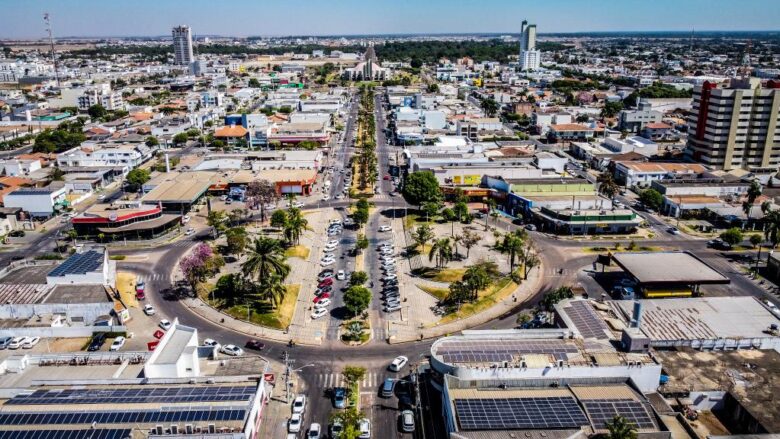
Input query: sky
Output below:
<box><xmin>1</xmin><ymin>0</ymin><xmax>779</xmax><ymax>39</ymax></box>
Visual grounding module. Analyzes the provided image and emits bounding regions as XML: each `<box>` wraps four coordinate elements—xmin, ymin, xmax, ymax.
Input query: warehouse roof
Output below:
<box><xmin>612</xmin><ymin>251</ymin><xmax>729</xmax><ymax>285</ymax></box>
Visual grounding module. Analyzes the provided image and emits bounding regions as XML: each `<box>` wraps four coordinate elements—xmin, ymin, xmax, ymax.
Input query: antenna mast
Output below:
<box><xmin>43</xmin><ymin>12</ymin><xmax>60</xmax><ymax>87</ymax></box>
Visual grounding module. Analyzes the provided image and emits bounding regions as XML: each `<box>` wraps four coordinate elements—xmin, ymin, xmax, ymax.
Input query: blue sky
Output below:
<box><xmin>1</xmin><ymin>0</ymin><xmax>778</xmax><ymax>38</ymax></box>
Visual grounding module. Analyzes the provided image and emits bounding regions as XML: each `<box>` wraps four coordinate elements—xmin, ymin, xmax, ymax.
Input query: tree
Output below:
<box><xmin>453</xmin><ymin>201</ymin><xmax>469</xmax><ymax>223</ymax></box>
<box><xmin>462</xmin><ymin>265</ymin><xmax>491</xmax><ymax>301</ymax></box>
<box><xmin>342</xmin><ymin>365</ymin><xmax>367</xmax><ymax>387</ymax></box>
<box><xmin>639</xmin><ymin>188</ymin><xmax>664</xmax><ymax>211</ymax></box>
<box><xmin>412</xmin><ymin>224</ymin><xmax>435</xmax><ymax>251</ymax></box>
<box><xmin>270</xmin><ymin>210</ymin><xmax>288</xmax><ymax>228</ymax></box>
<box><xmin>179</xmin><ymin>243</ymin><xmax>218</xmax><ymax>290</ymax></box>
<box><xmin>719</xmin><ymin>227</ymin><xmax>744</xmax><ymax>247</ymax></box>
<box><xmin>125</xmin><ymin>168</ymin><xmax>150</xmax><ymax>192</ymax></box>
<box><xmin>225</xmin><ymin>227</ymin><xmax>249</xmax><ymax>256</ymax></box>
<box><xmin>421</xmin><ymin>201</ymin><xmax>441</xmax><ymax>222</ymax></box>
<box><xmin>743</xmin><ymin>180</ymin><xmax>762</xmax><ymax>225</ymax></box>
<box><xmin>145</xmin><ymin>136</ymin><xmax>159</xmax><ymax>148</ymax></box>
<box><xmin>352</xmin><ymin>207</ymin><xmax>369</xmax><ymax>228</ymax></box>
<box><xmin>540</xmin><ymin>286</ymin><xmax>574</xmax><ymax>311</ymax></box>
<box><xmin>750</xmin><ymin>234</ymin><xmax>763</xmax><ymax>248</ymax></box>
<box><xmin>283</xmin><ymin>207</ymin><xmax>308</xmax><ymax>245</ymax></box>
<box><xmin>520</xmin><ymin>240</ymin><xmax>540</xmax><ymax>280</ymax></box>
<box><xmin>605</xmin><ymin>415</ymin><xmax>638</xmax><ymax>439</ymax></box>
<box><xmin>173</xmin><ymin>132</ymin><xmax>188</xmax><ymax>146</ymax></box>
<box><xmin>245</xmin><ymin>179</ymin><xmax>279</xmax><ymax>221</ymax></box>
<box><xmin>429</xmin><ymin>238</ymin><xmax>453</xmax><ymax>268</ymax></box>
<box><xmin>49</xmin><ymin>167</ymin><xmax>65</xmax><ymax>182</ymax></box>
<box><xmin>427</xmin><ymin>83</ymin><xmax>439</xmax><ymax>93</ymax></box>
<box><xmin>349</xmin><ymin>271</ymin><xmax>368</xmax><ymax>286</ymax></box>
<box><xmin>207</xmin><ymin>210</ymin><xmax>228</xmax><ymax>237</ymax></box>
<box><xmin>242</xmin><ymin>237</ymin><xmax>291</xmax><ymax>283</ymax></box>
<box><xmin>252</xmin><ymin>273</ymin><xmax>287</xmax><ymax>309</ymax></box>
<box><xmin>498</xmin><ymin>232</ymin><xmax>525</xmax><ymax>273</ymax></box>
<box><xmin>460</xmin><ymin>229</ymin><xmax>482</xmax><ymax>258</ymax></box>
<box><xmin>481</xmin><ymin>98</ymin><xmax>499</xmax><ymax>117</ymax></box>
<box><xmin>597</xmin><ymin>173</ymin><xmax>619</xmax><ymax>200</ymax></box>
<box><xmin>344</xmin><ymin>285</ymin><xmax>372</xmax><ymax>317</ymax></box>
<box><xmin>88</xmin><ymin>104</ymin><xmax>107</xmax><ymax>119</ymax></box>
<box><xmin>764</xmin><ymin>208</ymin><xmax>780</xmax><ymax>248</ymax></box>
<box><xmin>600</xmin><ymin>100</ymin><xmax>624</xmax><ymax>118</ymax></box>
<box><xmin>401</xmin><ymin>171</ymin><xmax>441</xmax><ymax>207</ymax></box>
<box><xmin>441</xmin><ymin>207</ymin><xmax>457</xmax><ymax>236</ymax></box>
<box><xmin>355</xmin><ymin>233</ymin><xmax>369</xmax><ymax>254</ymax></box>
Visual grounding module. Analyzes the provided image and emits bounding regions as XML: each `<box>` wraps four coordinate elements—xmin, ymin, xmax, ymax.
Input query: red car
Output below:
<box><xmin>318</xmin><ymin>278</ymin><xmax>333</xmax><ymax>287</ymax></box>
<box><xmin>245</xmin><ymin>340</ymin><xmax>265</xmax><ymax>351</ymax></box>
<box><xmin>383</xmin><ymin>174</ymin><xmax>391</xmax><ymax>180</ymax></box>
<box><xmin>313</xmin><ymin>293</ymin><xmax>331</xmax><ymax>303</ymax></box>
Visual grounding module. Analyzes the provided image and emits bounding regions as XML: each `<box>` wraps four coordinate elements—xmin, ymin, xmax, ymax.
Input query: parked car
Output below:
<box><xmin>525</xmin><ymin>224</ymin><xmax>537</xmax><ymax>231</ymax></box>
<box><xmin>88</xmin><ymin>333</ymin><xmax>107</xmax><ymax>351</ymax></box>
<box><xmin>400</xmin><ymin>410</ymin><xmax>415</xmax><ymax>433</ymax></box>
<box><xmin>0</xmin><ymin>336</ymin><xmax>12</xmax><ymax>349</ymax></box>
<box><xmin>311</xmin><ymin>308</ymin><xmax>328</xmax><ymax>319</ymax></box>
<box><xmin>109</xmin><ymin>336</ymin><xmax>126</xmax><ymax>351</ymax></box>
<box><xmin>318</xmin><ymin>278</ymin><xmax>334</xmax><ymax>287</ymax></box>
<box><xmin>245</xmin><ymin>339</ymin><xmax>265</xmax><ymax>351</ymax></box>
<box><xmin>336</xmin><ymin>270</ymin><xmax>346</xmax><ymax>280</ymax></box>
<box><xmin>220</xmin><ymin>344</ymin><xmax>244</xmax><ymax>356</ymax></box>
<box><xmin>7</xmin><ymin>337</ymin><xmax>26</xmax><ymax>350</ymax></box>
<box><xmin>380</xmin><ymin>378</ymin><xmax>395</xmax><ymax>397</ymax></box>
<box><xmin>143</xmin><ymin>304</ymin><xmax>155</xmax><ymax>315</ymax></box>
<box><xmin>203</xmin><ymin>339</ymin><xmax>220</xmax><ymax>348</ymax></box>
<box><xmin>307</xmin><ymin>423</ymin><xmax>322</xmax><ymax>439</ymax></box>
<box><xmin>315</xmin><ymin>298</ymin><xmax>332</xmax><ymax>308</ymax></box>
<box><xmin>378</xmin><ymin>225</ymin><xmax>391</xmax><ymax>232</ymax></box>
<box><xmin>159</xmin><ymin>319</ymin><xmax>172</xmax><ymax>330</ymax></box>
<box><xmin>330</xmin><ymin>418</ymin><xmax>344</xmax><ymax>439</ymax></box>
<box><xmin>384</xmin><ymin>304</ymin><xmax>401</xmax><ymax>313</ymax></box>
<box><xmin>292</xmin><ymin>395</ymin><xmax>307</xmax><ymax>414</ymax></box>
<box><xmin>21</xmin><ymin>337</ymin><xmax>40</xmax><ymax>349</ymax></box>
<box><xmin>333</xmin><ymin>387</ymin><xmax>347</xmax><ymax>408</ymax></box>
<box><xmin>288</xmin><ymin>413</ymin><xmax>303</xmax><ymax>433</ymax></box>
<box><xmin>358</xmin><ymin>418</ymin><xmax>371</xmax><ymax>438</ymax></box>
<box><xmin>667</xmin><ymin>227</ymin><xmax>680</xmax><ymax>235</ymax></box>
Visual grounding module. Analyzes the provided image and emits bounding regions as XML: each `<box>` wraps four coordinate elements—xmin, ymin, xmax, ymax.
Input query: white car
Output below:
<box><xmin>383</xmin><ymin>273</ymin><xmax>397</xmax><ymax>281</ymax></box>
<box><xmin>288</xmin><ymin>413</ymin><xmax>303</xmax><ymax>433</ymax></box>
<box><xmin>320</xmin><ymin>258</ymin><xmax>336</xmax><ymax>267</ymax></box>
<box><xmin>378</xmin><ymin>225</ymin><xmax>391</xmax><ymax>232</ymax></box>
<box><xmin>311</xmin><ymin>307</ymin><xmax>328</xmax><ymax>319</ymax></box>
<box><xmin>336</xmin><ymin>270</ymin><xmax>346</xmax><ymax>280</ymax></box>
<box><xmin>159</xmin><ymin>319</ymin><xmax>172</xmax><ymax>330</ymax></box>
<box><xmin>322</xmin><ymin>195</ymin><xmax>330</xmax><ymax>201</ymax></box>
<box><xmin>329</xmin><ymin>219</ymin><xmax>342</xmax><ymax>226</ymax></box>
<box><xmin>389</xmin><ymin>355</ymin><xmax>408</xmax><ymax>372</ymax></box>
<box><xmin>109</xmin><ymin>337</ymin><xmax>126</xmax><ymax>351</ymax></box>
<box><xmin>220</xmin><ymin>344</ymin><xmax>244</xmax><ymax>356</ymax></box>
<box><xmin>308</xmin><ymin>423</ymin><xmax>322</xmax><ymax>439</ymax></box>
<box><xmin>292</xmin><ymin>395</ymin><xmax>307</xmax><ymax>414</ymax></box>
<box><xmin>315</xmin><ymin>298</ymin><xmax>332</xmax><ymax>308</ymax></box>
<box><xmin>291</xmin><ymin>201</ymin><xmax>305</xmax><ymax>208</ymax></box>
<box><xmin>384</xmin><ymin>304</ymin><xmax>401</xmax><ymax>313</ymax></box>
<box><xmin>7</xmin><ymin>337</ymin><xmax>26</xmax><ymax>350</ymax></box>
<box><xmin>185</xmin><ymin>227</ymin><xmax>195</xmax><ymax>236</ymax></box>
<box><xmin>358</xmin><ymin>418</ymin><xmax>371</xmax><ymax>439</ymax></box>
<box><xmin>143</xmin><ymin>304</ymin><xmax>155</xmax><ymax>315</ymax></box>
<box><xmin>322</xmin><ymin>252</ymin><xmax>335</xmax><ymax>259</ymax></box>
<box><xmin>21</xmin><ymin>337</ymin><xmax>40</xmax><ymax>349</ymax></box>
<box><xmin>335</xmin><ymin>194</ymin><xmax>344</xmax><ymax>200</ymax></box>
<box><xmin>203</xmin><ymin>338</ymin><xmax>220</xmax><ymax>348</ymax></box>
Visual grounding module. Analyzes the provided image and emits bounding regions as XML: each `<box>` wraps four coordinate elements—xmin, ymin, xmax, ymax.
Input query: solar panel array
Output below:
<box><xmin>7</xmin><ymin>385</ymin><xmax>256</xmax><ymax>405</ymax></box>
<box><xmin>455</xmin><ymin>397</ymin><xmax>590</xmax><ymax>430</ymax></box>
<box><xmin>48</xmin><ymin>250</ymin><xmax>104</xmax><ymax>277</ymax></box>
<box><xmin>565</xmin><ymin>301</ymin><xmax>611</xmax><ymax>340</ymax></box>
<box><xmin>437</xmin><ymin>339</ymin><xmax>579</xmax><ymax>364</ymax></box>
<box><xmin>0</xmin><ymin>408</ymin><xmax>246</xmax><ymax>426</ymax></box>
<box><xmin>0</xmin><ymin>430</ymin><xmax>130</xmax><ymax>439</ymax></box>
<box><xmin>583</xmin><ymin>399</ymin><xmax>656</xmax><ymax>430</ymax></box>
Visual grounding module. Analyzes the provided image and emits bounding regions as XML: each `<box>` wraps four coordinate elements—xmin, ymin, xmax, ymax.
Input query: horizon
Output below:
<box><xmin>2</xmin><ymin>0</ymin><xmax>780</xmax><ymax>39</ymax></box>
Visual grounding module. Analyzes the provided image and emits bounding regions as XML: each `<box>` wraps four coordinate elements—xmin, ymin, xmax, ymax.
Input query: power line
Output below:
<box><xmin>43</xmin><ymin>12</ymin><xmax>60</xmax><ymax>87</ymax></box>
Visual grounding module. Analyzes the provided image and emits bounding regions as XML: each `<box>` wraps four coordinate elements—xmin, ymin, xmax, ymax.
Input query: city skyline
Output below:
<box><xmin>1</xmin><ymin>0</ymin><xmax>779</xmax><ymax>39</ymax></box>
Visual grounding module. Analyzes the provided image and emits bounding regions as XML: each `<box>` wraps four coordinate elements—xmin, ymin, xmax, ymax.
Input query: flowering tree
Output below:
<box><xmin>180</xmin><ymin>243</ymin><xmax>216</xmax><ymax>289</ymax></box>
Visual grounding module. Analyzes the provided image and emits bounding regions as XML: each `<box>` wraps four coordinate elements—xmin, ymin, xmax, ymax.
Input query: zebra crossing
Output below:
<box><xmin>135</xmin><ymin>273</ymin><xmax>170</xmax><ymax>282</ymax></box>
<box><xmin>545</xmin><ymin>267</ymin><xmax>570</xmax><ymax>276</ymax></box>
<box><xmin>313</xmin><ymin>372</ymin><xmax>385</xmax><ymax>389</ymax></box>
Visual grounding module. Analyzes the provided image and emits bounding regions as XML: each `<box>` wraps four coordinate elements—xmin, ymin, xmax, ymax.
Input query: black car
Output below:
<box><xmin>245</xmin><ymin>340</ymin><xmax>265</xmax><ymax>351</ymax></box>
<box><xmin>87</xmin><ymin>333</ymin><xmax>107</xmax><ymax>351</ymax></box>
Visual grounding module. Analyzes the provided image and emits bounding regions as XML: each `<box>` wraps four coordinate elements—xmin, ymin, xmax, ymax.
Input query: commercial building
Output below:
<box><xmin>3</xmin><ymin>184</ymin><xmax>68</xmax><ymax>218</ymax></box>
<box><xmin>617</xmin><ymin>101</ymin><xmax>663</xmax><ymax>133</ymax></box>
<box><xmin>548</xmin><ymin>123</ymin><xmax>600</xmax><ymax>142</ymax></box>
<box><xmin>613</xmin><ymin>161</ymin><xmax>708</xmax><ymax>187</ymax></box>
<box><xmin>611</xmin><ymin>251</ymin><xmax>729</xmax><ymax>297</ymax></box>
<box><xmin>172</xmin><ymin>25</ymin><xmax>194</xmax><ymax>66</ymax></box>
<box><xmin>72</xmin><ymin>203</ymin><xmax>182</xmax><ymax>240</ymax></box>
<box><xmin>685</xmin><ymin>78</ymin><xmax>780</xmax><ymax>171</ymax></box>
<box><xmin>519</xmin><ymin>20</ymin><xmax>541</xmax><ymax>71</ymax></box>
<box><xmin>56</xmin><ymin>142</ymin><xmax>152</xmax><ymax>172</ymax></box>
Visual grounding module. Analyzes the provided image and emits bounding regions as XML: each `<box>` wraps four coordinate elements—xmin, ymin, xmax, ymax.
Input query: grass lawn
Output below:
<box><xmin>413</xmin><ymin>266</ymin><xmax>466</xmax><ymax>283</ymax></box>
<box><xmin>436</xmin><ymin>276</ymin><xmax>519</xmax><ymax>325</ymax></box>
<box><xmin>403</xmin><ymin>213</ymin><xmax>430</xmax><ymax>230</ymax></box>
<box><xmin>285</xmin><ymin>245</ymin><xmax>311</xmax><ymax>259</ymax></box>
<box><xmin>417</xmin><ymin>285</ymin><xmax>449</xmax><ymax>301</ymax></box>
<box><xmin>217</xmin><ymin>284</ymin><xmax>301</xmax><ymax>330</ymax></box>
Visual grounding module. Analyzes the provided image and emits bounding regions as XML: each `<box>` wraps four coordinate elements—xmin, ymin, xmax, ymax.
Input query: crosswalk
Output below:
<box><xmin>313</xmin><ymin>372</ymin><xmax>386</xmax><ymax>389</ymax></box>
<box><xmin>136</xmin><ymin>273</ymin><xmax>171</xmax><ymax>283</ymax></box>
<box><xmin>545</xmin><ymin>267</ymin><xmax>570</xmax><ymax>276</ymax></box>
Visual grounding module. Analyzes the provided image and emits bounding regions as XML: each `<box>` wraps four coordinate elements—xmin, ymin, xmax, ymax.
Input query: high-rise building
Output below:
<box><xmin>172</xmin><ymin>25</ymin><xmax>194</xmax><ymax>66</ymax></box>
<box><xmin>685</xmin><ymin>78</ymin><xmax>780</xmax><ymax>171</ymax></box>
<box><xmin>519</xmin><ymin>20</ymin><xmax>540</xmax><ymax>71</ymax></box>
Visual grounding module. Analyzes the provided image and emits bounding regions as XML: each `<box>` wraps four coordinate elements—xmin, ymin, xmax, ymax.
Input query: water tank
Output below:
<box><xmin>631</xmin><ymin>301</ymin><xmax>643</xmax><ymax>328</ymax></box>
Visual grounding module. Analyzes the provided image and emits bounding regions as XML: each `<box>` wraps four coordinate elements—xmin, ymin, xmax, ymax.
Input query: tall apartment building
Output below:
<box><xmin>686</xmin><ymin>78</ymin><xmax>780</xmax><ymax>171</ymax></box>
<box><xmin>172</xmin><ymin>25</ymin><xmax>194</xmax><ymax>66</ymax></box>
<box><xmin>519</xmin><ymin>20</ymin><xmax>540</xmax><ymax>71</ymax></box>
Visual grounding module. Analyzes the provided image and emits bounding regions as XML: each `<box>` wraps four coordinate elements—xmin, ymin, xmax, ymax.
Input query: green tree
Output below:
<box><xmin>252</xmin><ymin>274</ymin><xmax>287</xmax><ymax>309</ymax></box>
<box><xmin>600</xmin><ymin>100</ymin><xmax>624</xmax><ymax>118</ymax></box>
<box><xmin>520</xmin><ymin>239</ymin><xmax>540</xmax><ymax>280</ymax></box>
<box><xmin>349</xmin><ymin>271</ymin><xmax>368</xmax><ymax>286</ymax></box>
<box><xmin>422</xmin><ymin>201</ymin><xmax>442</xmax><ymax>222</ymax></box>
<box><xmin>639</xmin><ymin>188</ymin><xmax>664</xmax><ymax>211</ymax></box>
<box><xmin>597</xmin><ymin>173</ymin><xmax>620</xmax><ymax>200</ymax></box>
<box><xmin>605</xmin><ymin>415</ymin><xmax>638</xmax><ymax>439</ymax></box>
<box><xmin>412</xmin><ymin>224</ymin><xmax>435</xmax><ymax>251</ymax></box>
<box><xmin>460</xmin><ymin>229</ymin><xmax>482</xmax><ymax>258</ymax></box>
<box><xmin>125</xmin><ymin>168</ymin><xmax>150</xmax><ymax>192</ymax></box>
<box><xmin>352</xmin><ymin>207</ymin><xmax>369</xmax><ymax>228</ymax></box>
<box><xmin>355</xmin><ymin>233</ymin><xmax>369</xmax><ymax>254</ymax></box>
<box><xmin>49</xmin><ymin>167</ymin><xmax>65</xmax><ymax>182</ymax></box>
<box><xmin>224</xmin><ymin>227</ymin><xmax>249</xmax><ymax>256</ymax></box>
<box><xmin>540</xmin><ymin>286</ymin><xmax>574</xmax><ymax>311</ymax></box>
<box><xmin>342</xmin><ymin>365</ymin><xmax>367</xmax><ymax>387</ymax></box>
<box><xmin>283</xmin><ymin>207</ymin><xmax>308</xmax><ymax>245</ymax></box>
<box><xmin>498</xmin><ymin>232</ymin><xmax>525</xmax><ymax>273</ymax></box>
<box><xmin>764</xmin><ymin>207</ymin><xmax>780</xmax><ymax>248</ymax></box>
<box><xmin>401</xmin><ymin>171</ymin><xmax>442</xmax><ymax>208</ymax></box>
<box><xmin>343</xmin><ymin>285</ymin><xmax>372</xmax><ymax>317</ymax></box>
<box><xmin>88</xmin><ymin>104</ymin><xmax>107</xmax><ymax>119</ymax></box>
<box><xmin>145</xmin><ymin>136</ymin><xmax>159</xmax><ymax>148</ymax></box>
<box><xmin>750</xmin><ymin>234</ymin><xmax>763</xmax><ymax>248</ymax></box>
<box><xmin>242</xmin><ymin>237</ymin><xmax>291</xmax><ymax>283</ymax></box>
<box><xmin>453</xmin><ymin>201</ymin><xmax>469</xmax><ymax>223</ymax></box>
<box><xmin>481</xmin><ymin>98</ymin><xmax>499</xmax><ymax>117</ymax></box>
<box><xmin>427</xmin><ymin>83</ymin><xmax>440</xmax><ymax>93</ymax></box>
<box><xmin>462</xmin><ymin>265</ymin><xmax>491</xmax><ymax>301</ymax></box>
<box><xmin>720</xmin><ymin>227</ymin><xmax>744</xmax><ymax>246</ymax></box>
<box><xmin>270</xmin><ymin>209</ymin><xmax>288</xmax><ymax>228</ymax></box>
<box><xmin>173</xmin><ymin>132</ymin><xmax>188</xmax><ymax>146</ymax></box>
<box><xmin>441</xmin><ymin>207</ymin><xmax>457</xmax><ymax>236</ymax></box>
<box><xmin>743</xmin><ymin>180</ymin><xmax>762</xmax><ymax>224</ymax></box>
<box><xmin>429</xmin><ymin>237</ymin><xmax>453</xmax><ymax>268</ymax></box>
<box><xmin>206</xmin><ymin>209</ymin><xmax>228</xmax><ymax>237</ymax></box>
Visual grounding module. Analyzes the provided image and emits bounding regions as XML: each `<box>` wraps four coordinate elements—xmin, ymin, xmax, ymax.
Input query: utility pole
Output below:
<box><xmin>43</xmin><ymin>13</ymin><xmax>60</xmax><ymax>87</ymax></box>
<box><xmin>283</xmin><ymin>351</ymin><xmax>294</xmax><ymax>404</ymax></box>
<box><xmin>413</xmin><ymin>363</ymin><xmax>426</xmax><ymax>439</ymax></box>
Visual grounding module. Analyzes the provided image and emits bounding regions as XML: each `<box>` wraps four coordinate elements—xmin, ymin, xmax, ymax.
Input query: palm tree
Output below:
<box><xmin>499</xmin><ymin>233</ymin><xmax>525</xmax><ymax>273</ymax></box>
<box><xmin>242</xmin><ymin>237</ymin><xmax>291</xmax><ymax>284</ymax></box>
<box><xmin>743</xmin><ymin>180</ymin><xmax>762</xmax><ymax>228</ymax></box>
<box><xmin>429</xmin><ymin>238</ymin><xmax>453</xmax><ymax>268</ymax></box>
<box><xmin>253</xmin><ymin>274</ymin><xmax>287</xmax><ymax>309</ymax></box>
<box><xmin>597</xmin><ymin>173</ymin><xmax>620</xmax><ymax>200</ymax></box>
<box><xmin>605</xmin><ymin>416</ymin><xmax>638</xmax><ymax>439</ymax></box>
<box><xmin>463</xmin><ymin>266</ymin><xmax>490</xmax><ymax>300</ymax></box>
<box><xmin>764</xmin><ymin>208</ymin><xmax>780</xmax><ymax>248</ymax></box>
<box><xmin>412</xmin><ymin>224</ymin><xmax>434</xmax><ymax>251</ymax></box>
<box><xmin>283</xmin><ymin>208</ymin><xmax>308</xmax><ymax>245</ymax></box>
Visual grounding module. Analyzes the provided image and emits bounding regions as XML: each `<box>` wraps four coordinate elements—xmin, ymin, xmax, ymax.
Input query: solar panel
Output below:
<box><xmin>7</xmin><ymin>385</ymin><xmax>256</xmax><ymax>405</ymax></box>
<box><xmin>0</xmin><ymin>408</ymin><xmax>247</xmax><ymax>426</ymax></box>
<box><xmin>0</xmin><ymin>430</ymin><xmax>130</xmax><ymax>439</ymax></box>
<box><xmin>454</xmin><ymin>397</ymin><xmax>590</xmax><ymax>430</ymax></box>
<box><xmin>564</xmin><ymin>301</ymin><xmax>612</xmax><ymax>340</ymax></box>
<box><xmin>437</xmin><ymin>339</ymin><xmax>579</xmax><ymax>364</ymax></box>
<box><xmin>582</xmin><ymin>399</ymin><xmax>656</xmax><ymax>430</ymax></box>
<box><xmin>47</xmin><ymin>250</ymin><xmax>104</xmax><ymax>277</ymax></box>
